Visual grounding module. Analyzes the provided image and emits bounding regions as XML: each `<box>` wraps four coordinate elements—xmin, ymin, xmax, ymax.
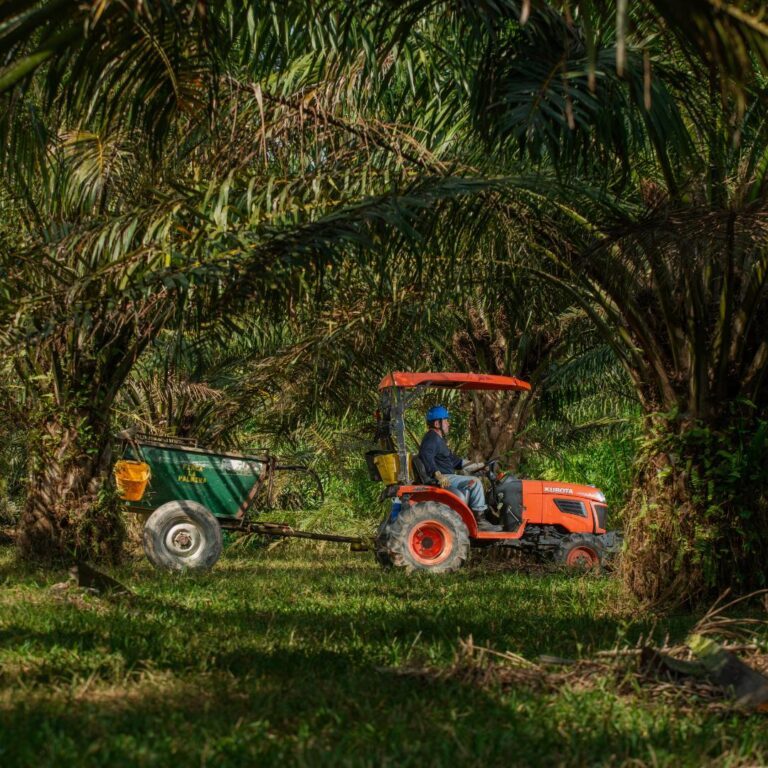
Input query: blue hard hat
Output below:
<box><xmin>426</xmin><ymin>405</ymin><xmax>450</xmax><ymax>423</ymax></box>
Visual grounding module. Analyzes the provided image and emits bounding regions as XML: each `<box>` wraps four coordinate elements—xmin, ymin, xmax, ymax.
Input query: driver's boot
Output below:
<box><xmin>474</xmin><ymin>510</ymin><xmax>503</xmax><ymax>532</ymax></box>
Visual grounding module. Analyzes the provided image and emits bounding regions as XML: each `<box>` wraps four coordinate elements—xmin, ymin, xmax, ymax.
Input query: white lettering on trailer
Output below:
<box><xmin>544</xmin><ymin>486</ymin><xmax>574</xmax><ymax>494</ymax></box>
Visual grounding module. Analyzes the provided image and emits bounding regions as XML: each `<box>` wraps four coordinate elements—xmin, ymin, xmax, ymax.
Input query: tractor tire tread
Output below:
<box><xmin>553</xmin><ymin>533</ymin><xmax>604</xmax><ymax>569</ymax></box>
<box><xmin>380</xmin><ymin>501</ymin><xmax>469</xmax><ymax>574</ymax></box>
<box><xmin>374</xmin><ymin>519</ymin><xmax>394</xmax><ymax>568</ymax></box>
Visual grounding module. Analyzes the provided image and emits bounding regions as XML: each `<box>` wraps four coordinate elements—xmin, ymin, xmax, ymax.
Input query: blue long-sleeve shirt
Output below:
<box><xmin>418</xmin><ymin>429</ymin><xmax>462</xmax><ymax>477</ymax></box>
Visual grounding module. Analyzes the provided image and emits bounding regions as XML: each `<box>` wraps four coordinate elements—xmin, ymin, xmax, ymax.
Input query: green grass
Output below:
<box><xmin>1</xmin><ymin>542</ymin><xmax>767</xmax><ymax>767</ymax></box>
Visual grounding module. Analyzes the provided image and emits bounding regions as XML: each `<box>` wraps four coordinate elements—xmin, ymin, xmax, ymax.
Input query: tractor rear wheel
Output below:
<box><xmin>374</xmin><ymin>519</ymin><xmax>394</xmax><ymax>567</ymax></box>
<box><xmin>143</xmin><ymin>500</ymin><xmax>222</xmax><ymax>571</ymax></box>
<box><xmin>381</xmin><ymin>501</ymin><xmax>469</xmax><ymax>573</ymax></box>
<box><xmin>554</xmin><ymin>534</ymin><xmax>602</xmax><ymax>570</ymax></box>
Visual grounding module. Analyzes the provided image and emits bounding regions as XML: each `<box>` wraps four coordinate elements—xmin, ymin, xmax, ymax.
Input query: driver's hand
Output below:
<box><xmin>434</xmin><ymin>472</ymin><xmax>452</xmax><ymax>489</ymax></box>
<box><xmin>462</xmin><ymin>462</ymin><xmax>485</xmax><ymax>473</ymax></box>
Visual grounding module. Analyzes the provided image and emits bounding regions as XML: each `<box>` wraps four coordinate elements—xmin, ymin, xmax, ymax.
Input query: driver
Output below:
<box><xmin>418</xmin><ymin>405</ymin><xmax>502</xmax><ymax>532</ymax></box>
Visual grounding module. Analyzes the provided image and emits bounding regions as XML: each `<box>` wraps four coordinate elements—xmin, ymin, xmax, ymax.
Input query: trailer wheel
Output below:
<box><xmin>143</xmin><ymin>500</ymin><xmax>222</xmax><ymax>571</ymax></box>
<box><xmin>381</xmin><ymin>501</ymin><xmax>469</xmax><ymax>574</ymax></box>
<box><xmin>554</xmin><ymin>535</ymin><xmax>602</xmax><ymax>570</ymax></box>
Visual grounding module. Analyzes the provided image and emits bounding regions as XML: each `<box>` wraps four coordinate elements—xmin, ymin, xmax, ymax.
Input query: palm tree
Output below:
<box><xmin>0</xmin><ymin>7</ymin><xmax>480</xmax><ymax>561</ymax></box>
<box><xmin>416</xmin><ymin>2</ymin><xmax>768</xmax><ymax>603</ymax></box>
<box><xmin>316</xmin><ymin>0</ymin><xmax>768</xmax><ymax>602</ymax></box>
<box><xmin>4</xmin><ymin>0</ymin><xmax>768</xmax><ymax>603</ymax></box>
<box><xmin>116</xmin><ymin>277</ymin><xmax>453</xmax><ymax>445</ymax></box>
<box><xmin>537</xmin><ymin>158</ymin><xmax>768</xmax><ymax>605</ymax></box>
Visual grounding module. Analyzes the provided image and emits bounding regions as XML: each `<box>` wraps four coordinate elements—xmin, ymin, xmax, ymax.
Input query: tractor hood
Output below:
<box><xmin>496</xmin><ymin>476</ymin><xmax>606</xmax><ymax>504</ymax></box>
<box><xmin>536</xmin><ymin>481</ymin><xmax>606</xmax><ymax>503</ymax></box>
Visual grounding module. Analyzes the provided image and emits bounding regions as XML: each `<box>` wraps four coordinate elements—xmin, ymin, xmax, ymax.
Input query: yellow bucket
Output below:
<box><xmin>372</xmin><ymin>453</ymin><xmax>413</xmax><ymax>485</ymax></box>
<box><xmin>114</xmin><ymin>460</ymin><xmax>151</xmax><ymax>501</ymax></box>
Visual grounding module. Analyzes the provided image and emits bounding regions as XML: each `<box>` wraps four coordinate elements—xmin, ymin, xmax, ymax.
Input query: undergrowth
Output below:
<box><xmin>520</xmin><ymin>426</ymin><xmax>639</xmax><ymax>517</ymax></box>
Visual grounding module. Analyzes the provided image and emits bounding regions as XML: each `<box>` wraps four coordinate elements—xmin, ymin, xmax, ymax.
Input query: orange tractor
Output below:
<box><xmin>369</xmin><ymin>372</ymin><xmax>621</xmax><ymax>573</ymax></box>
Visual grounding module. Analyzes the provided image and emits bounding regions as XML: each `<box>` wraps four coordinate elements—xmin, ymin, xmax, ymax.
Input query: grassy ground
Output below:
<box><xmin>1</xmin><ymin>542</ymin><xmax>767</xmax><ymax>768</ymax></box>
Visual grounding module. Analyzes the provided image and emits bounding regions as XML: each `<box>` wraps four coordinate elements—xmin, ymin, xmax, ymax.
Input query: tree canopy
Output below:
<box><xmin>2</xmin><ymin>1</ymin><xmax>768</xmax><ymax>604</ymax></box>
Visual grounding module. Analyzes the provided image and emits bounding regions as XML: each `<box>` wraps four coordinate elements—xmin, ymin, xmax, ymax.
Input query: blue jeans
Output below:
<box><xmin>443</xmin><ymin>474</ymin><xmax>487</xmax><ymax>514</ymax></box>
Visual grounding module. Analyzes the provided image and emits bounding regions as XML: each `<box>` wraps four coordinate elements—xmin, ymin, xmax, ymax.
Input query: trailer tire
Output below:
<box><xmin>554</xmin><ymin>534</ymin><xmax>602</xmax><ymax>570</ymax></box>
<box><xmin>143</xmin><ymin>500</ymin><xmax>222</xmax><ymax>571</ymax></box>
<box><xmin>382</xmin><ymin>501</ymin><xmax>469</xmax><ymax>574</ymax></box>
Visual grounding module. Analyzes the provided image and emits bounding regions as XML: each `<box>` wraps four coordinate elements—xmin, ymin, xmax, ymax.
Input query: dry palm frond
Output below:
<box><xmin>385</xmin><ymin>590</ymin><xmax>768</xmax><ymax>713</ymax></box>
<box><xmin>692</xmin><ymin>589</ymin><xmax>768</xmax><ymax>641</ymax></box>
<box><xmin>388</xmin><ymin>635</ymin><xmax>768</xmax><ymax>714</ymax></box>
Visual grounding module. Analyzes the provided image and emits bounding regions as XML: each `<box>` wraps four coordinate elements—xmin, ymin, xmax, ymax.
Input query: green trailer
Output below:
<box><xmin>118</xmin><ymin>433</ymin><xmax>360</xmax><ymax>571</ymax></box>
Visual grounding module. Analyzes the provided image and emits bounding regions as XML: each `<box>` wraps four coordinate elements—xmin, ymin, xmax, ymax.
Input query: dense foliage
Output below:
<box><xmin>2</xmin><ymin>2</ymin><xmax>768</xmax><ymax>604</ymax></box>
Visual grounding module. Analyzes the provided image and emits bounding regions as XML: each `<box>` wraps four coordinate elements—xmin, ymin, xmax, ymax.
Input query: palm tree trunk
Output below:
<box><xmin>467</xmin><ymin>390</ymin><xmax>532</xmax><ymax>470</ymax></box>
<box><xmin>17</xmin><ymin>408</ymin><xmax>125</xmax><ymax>564</ymax></box>
<box><xmin>621</xmin><ymin>409</ymin><xmax>768</xmax><ymax>606</ymax></box>
<box><xmin>451</xmin><ymin>304</ymin><xmax>541</xmax><ymax>470</ymax></box>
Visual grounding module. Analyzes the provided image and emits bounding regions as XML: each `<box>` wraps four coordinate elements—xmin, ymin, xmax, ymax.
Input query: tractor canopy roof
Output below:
<box><xmin>378</xmin><ymin>371</ymin><xmax>531</xmax><ymax>392</ymax></box>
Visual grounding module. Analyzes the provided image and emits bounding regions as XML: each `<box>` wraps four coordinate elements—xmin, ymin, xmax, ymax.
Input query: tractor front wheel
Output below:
<box><xmin>554</xmin><ymin>535</ymin><xmax>602</xmax><ymax>570</ymax></box>
<box><xmin>380</xmin><ymin>501</ymin><xmax>469</xmax><ymax>574</ymax></box>
<box><xmin>143</xmin><ymin>500</ymin><xmax>223</xmax><ymax>571</ymax></box>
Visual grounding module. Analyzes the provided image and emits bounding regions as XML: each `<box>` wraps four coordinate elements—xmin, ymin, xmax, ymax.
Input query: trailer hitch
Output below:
<box><xmin>230</xmin><ymin>520</ymin><xmax>372</xmax><ymax>551</ymax></box>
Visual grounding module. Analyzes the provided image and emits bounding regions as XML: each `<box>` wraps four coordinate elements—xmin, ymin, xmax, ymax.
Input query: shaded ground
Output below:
<box><xmin>0</xmin><ymin>542</ymin><xmax>766</xmax><ymax>767</ymax></box>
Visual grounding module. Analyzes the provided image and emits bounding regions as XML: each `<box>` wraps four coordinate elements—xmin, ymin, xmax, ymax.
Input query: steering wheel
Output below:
<box><xmin>484</xmin><ymin>457</ymin><xmax>501</xmax><ymax>477</ymax></box>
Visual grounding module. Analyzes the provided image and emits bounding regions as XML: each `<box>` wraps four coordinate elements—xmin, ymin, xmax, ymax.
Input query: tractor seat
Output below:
<box><xmin>412</xmin><ymin>454</ymin><xmax>470</xmax><ymax>505</ymax></box>
<box><xmin>411</xmin><ymin>454</ymin><xmax>436</xmax><ymax>485</ymax></box>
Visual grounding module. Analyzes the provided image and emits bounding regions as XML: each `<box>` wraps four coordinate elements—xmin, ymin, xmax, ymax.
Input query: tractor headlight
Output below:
<box><xmin>594</xmin><ymin>491</ymin><xmax>606</xmax><ymax>503</ymax></box>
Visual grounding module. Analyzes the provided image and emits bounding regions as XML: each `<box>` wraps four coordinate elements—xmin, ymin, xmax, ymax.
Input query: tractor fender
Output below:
<box><xmin>396</xmin><ymin>485</ymin><xmax>478</xmax><ymax>538</ymax></box>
